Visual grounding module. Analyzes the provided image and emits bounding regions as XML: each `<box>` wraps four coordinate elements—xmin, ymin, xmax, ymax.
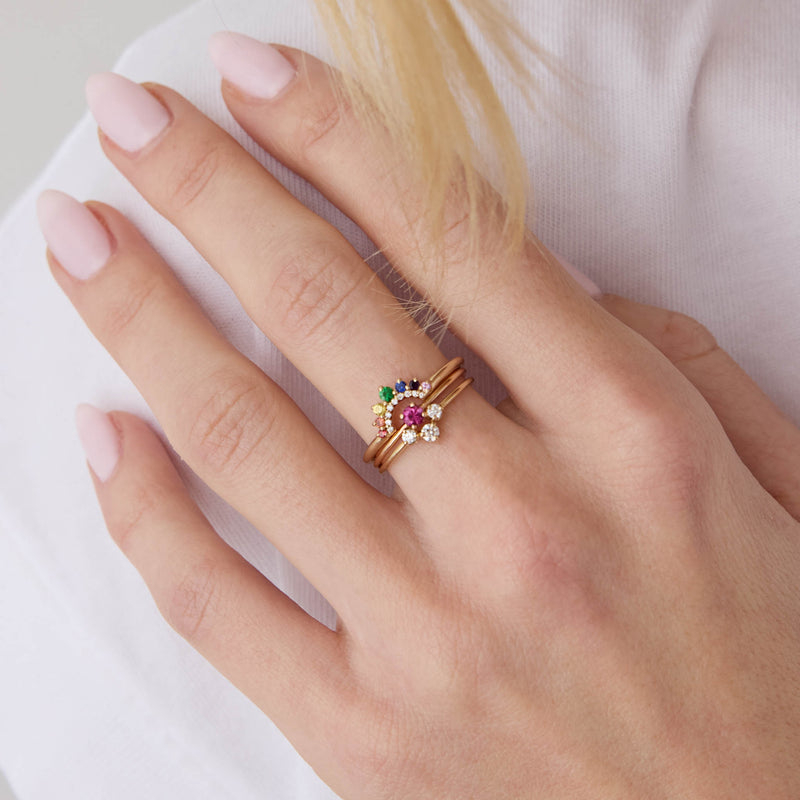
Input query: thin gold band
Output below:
<box><xmin>363</xmin><ymin>357</ymin><xmax>472</xmax><ymax>472</ymax></box>
<box><xmin>374</xmin><ymin>376</ymin><xmax>473</xmax><ymax>473</ymax></box>
<box><xmin>368</xmin><ymin>367</ymin><xmax>465</xmax><ymax>463</ymax></box>
<box><xmin>363</xmin><ymin>357</ymin><xmax>464</xmax><ymax>463</ymax></box>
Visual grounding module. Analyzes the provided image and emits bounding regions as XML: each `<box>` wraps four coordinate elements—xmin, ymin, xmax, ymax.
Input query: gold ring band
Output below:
<box><xmin>363</xmin><ymin>357</ymin><xmax>472</xmax><ymax>472</ymax></box>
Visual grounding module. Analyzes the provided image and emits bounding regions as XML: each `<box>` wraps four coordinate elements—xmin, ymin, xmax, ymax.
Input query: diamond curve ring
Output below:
<box><xmin>363</xmin><ymin>357</ymin><xmax>473</xmax><ymax>472</ymax></box>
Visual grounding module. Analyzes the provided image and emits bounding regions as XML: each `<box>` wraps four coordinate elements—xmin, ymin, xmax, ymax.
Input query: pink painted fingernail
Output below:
<box><xmin>551</xmin><ymin>251</ymin><xmax>603</xmax><ymax>298</ymax></box>
<box><xmin>85</xmin><ymin>72</ymin><xmax>172</xmax><ymax>153</ymax></box>
<box><xmin>208</xmin><ymin>31</ymin><xmax>297</xmax><ymax>100</ymax></box>
<box><xmin>75</xmin><ymin>404</ymin><xmax>121</xmax><ymax>483</ymax></box>
<box><xmin>36</xmin><ymin>189</ymin><xmax>114</xmax><ymax>280</ymax></box>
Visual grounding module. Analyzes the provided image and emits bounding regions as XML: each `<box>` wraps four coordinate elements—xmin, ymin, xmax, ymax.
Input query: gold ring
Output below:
<box><xmin>363</xmin><ymin>357</ymin><xmax>473</xmax><ymax>472</ymax></box>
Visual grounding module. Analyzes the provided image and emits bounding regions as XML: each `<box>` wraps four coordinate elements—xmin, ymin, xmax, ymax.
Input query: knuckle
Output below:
<box><xmin>167</xmin><ymin>141</ymin><xmax>226</xmax><ymax>214</ymax></box>
<box><xmin>268</xmin><ymin>240</ymin><xmax>365</xmax><ymax>347</ymax></box>
<box><xmin>607</xmin><ymin>376</ymin><xmax>715</xmax><ymax>506</ymax></box>
<box><xmin>659</xmin><ymin>309</ymin><xmax>719</xmax><ymax>365</ymax></box>
<box><xmin>106</xmin><ymin>477</ymin><xmax>164</xmax><ymax>555</ymax></box>
<box><xmin>387</xmin><ymin>181</ymin><xmax>474</xmax><ymax>263</ymax></box>
<box><xmin>438</xmin><ymin>430</ymin><xmax>586</xmax><ymax>597</ymax></box>
<box><xmin>296</xmin><ymin>94</ymin><xmax>346</xmax><ymax>157</ymax></box>
<box><xmin>161</xmin><ymin>557</ymin><xmax>227</xmax><ymax>642</ymax></box>
<box><xmin>184</xmin><ymin>369</ymin><xmax>277</xmax><ymax>480</ymax></box>
<box><xmin>440</xmin><ymin>205</ymin><xmax>473</xmax><ymax>253</ymax></box>
<box><xmin>101</xmin><ymin>272</ymin><xmax>161</xmax><ymax>342</ymax></box>
<box><xmin>620</xmin><ymin>382</ymin><xmax>697</xmax><ymax>455</ymax></box>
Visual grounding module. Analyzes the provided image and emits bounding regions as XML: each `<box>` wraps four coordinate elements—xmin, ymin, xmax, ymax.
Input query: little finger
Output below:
<box><xmin>74</xmin><ymin>405</ymin><xmax>352</xmax><ymax>774</ymax></box>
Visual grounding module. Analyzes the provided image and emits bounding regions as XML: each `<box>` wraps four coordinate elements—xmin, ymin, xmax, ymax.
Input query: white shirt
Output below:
<box><xmin>1</xmin><ymin>0</ymin><xmax>798</xmax><ymax>797</ymax></box>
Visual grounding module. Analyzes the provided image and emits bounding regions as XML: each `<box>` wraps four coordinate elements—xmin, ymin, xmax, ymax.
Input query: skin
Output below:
<box><xmin>47</xmin><ymin>46</ymin><xmax>800</xmax><ymax>798</ymax></box>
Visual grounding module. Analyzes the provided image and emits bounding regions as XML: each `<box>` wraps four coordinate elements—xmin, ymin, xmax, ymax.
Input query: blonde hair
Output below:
<box><xmin>312</xmin><ymin>0</ymin><xmax>569</xmax><ymax>311</ymax></box>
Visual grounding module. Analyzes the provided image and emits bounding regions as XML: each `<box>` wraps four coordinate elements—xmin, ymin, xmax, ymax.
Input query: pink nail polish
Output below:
<box><xmin>36</xmin><ymin>190</ymin><xmax>114</xmax><ymax>280</ymax></box>
<box><xmin>208</xmin><ymin>31</ymin><xmax>297</xmax><ymax>100</ymax></box>
<box><xmin>75</xmin><ymin>404</ymin><xmax>121</xmax><ymax>483</ymax></box>
<box><xmin>551</xmin><ymin>251</ymin><xmax>602</xmax><ymax>298</ymax></box>
<box><xmin>85</xmin><ymin>72</ymin><xmax>171</xmax><ymax>153</ymax></box>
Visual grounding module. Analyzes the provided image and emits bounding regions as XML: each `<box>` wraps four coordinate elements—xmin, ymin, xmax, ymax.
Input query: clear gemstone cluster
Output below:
<box><xmin>373</xmin><ymin>377</ymin><xmax>443</xmax><ymax>444</ymax></box>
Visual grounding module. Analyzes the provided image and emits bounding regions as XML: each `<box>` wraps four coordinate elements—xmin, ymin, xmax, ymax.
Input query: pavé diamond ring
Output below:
<box><xmin>363</xmin><ymin>357</ymin><xmax>473</xmax><ymax>472</ymax></box>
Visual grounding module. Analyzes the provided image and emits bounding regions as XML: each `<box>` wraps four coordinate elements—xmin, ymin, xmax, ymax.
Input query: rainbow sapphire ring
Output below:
<box><xmin>363</xmin><ymin>357</ymin><xmax>473</xmax><ymax>472</ymax></box>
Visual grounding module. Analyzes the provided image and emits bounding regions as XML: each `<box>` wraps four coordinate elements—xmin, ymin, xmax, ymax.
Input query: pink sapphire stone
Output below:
<box><xmin>402</xmin><ymin>405</ymin><xmax>424</xmax><ymax>426</ymax></box>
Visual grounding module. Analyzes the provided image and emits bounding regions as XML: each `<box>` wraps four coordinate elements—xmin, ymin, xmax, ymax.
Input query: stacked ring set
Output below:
<box><xmin>363</xmin><ymin>357</ymin><xmax>473</xmax><ymax>472</ymax></box>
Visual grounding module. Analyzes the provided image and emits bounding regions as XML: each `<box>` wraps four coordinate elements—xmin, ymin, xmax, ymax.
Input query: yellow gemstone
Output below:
<box><xmin>372</xmin><ymin>403</ymin><xmax>385</xmax><ymax>415</ymax></box>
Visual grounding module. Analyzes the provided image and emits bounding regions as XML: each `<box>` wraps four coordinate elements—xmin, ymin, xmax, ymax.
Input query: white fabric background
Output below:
<box><xmin>0</xmin><ymin>0</ymin><xmax>193</xmax><ymax>219</ymax></box>
<box><xmin>1</xmin><ymin>0</ymin><xmax>798</xmax><ymax>797</ymax></box>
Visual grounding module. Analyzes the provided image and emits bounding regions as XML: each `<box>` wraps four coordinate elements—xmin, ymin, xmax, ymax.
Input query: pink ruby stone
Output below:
<box><xmin>402</xmin><ymin>405</ymin><xmax>424</xmax><ymax>427</ymax></box>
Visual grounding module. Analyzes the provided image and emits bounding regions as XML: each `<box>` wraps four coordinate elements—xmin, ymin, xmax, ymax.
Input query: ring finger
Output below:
<box><xmin>38</xmin><ymin>190</ymin><xmax>411</xmax><ymax>622</ymax></box>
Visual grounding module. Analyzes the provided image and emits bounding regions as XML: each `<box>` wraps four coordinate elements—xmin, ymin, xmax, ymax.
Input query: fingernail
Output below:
<box><xmin>36</xmin><ymin>189</ymin><xmax>114</xmax><ymax>280</ymax></box>
<box><xmin>208</xmin><ymin>31</ymin><xmax>297</xmax><ymax>100</ymax></box>
<box><xmin>552</xmin><ymin>251</ymin><xmax>603</xmax><ymax>299</ymax></box>
<box><xmin>85</xmin><ymin>72</ymin><xmax>172</xmax><ymax>153</ymax></box>
<box><xmin>75</xmin><ymin>404</ymin><xmax>121</xmax><ymax>483</ymax></box>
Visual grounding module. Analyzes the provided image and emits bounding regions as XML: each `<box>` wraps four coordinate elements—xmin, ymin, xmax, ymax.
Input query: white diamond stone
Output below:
<box><xmin>401</xmin><ymin>429</ymin><xmax>418</xmax><ymax>445</ymax></box>
<box><xmin>421</xmin><ymin>423</ymin><xmax>440</xmax><ymax>442</ymax></box>
<box><xmin>426</xmin><ymin>403</ymin><xmax>443</xmax><ymax>421</ymax></box>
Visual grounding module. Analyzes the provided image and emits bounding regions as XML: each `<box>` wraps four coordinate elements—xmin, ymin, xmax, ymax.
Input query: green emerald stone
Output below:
<box><xmin>379</xmin><ymin>386</ymin><xmax>394</xmax><ymax>402</ymax></box>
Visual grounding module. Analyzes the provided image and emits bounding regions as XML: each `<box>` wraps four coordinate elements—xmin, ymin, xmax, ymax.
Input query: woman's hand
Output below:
<box><xmin>37</xmin><ymin>36</ymin><xmax>800</xmax><ymax>799</ymax></box>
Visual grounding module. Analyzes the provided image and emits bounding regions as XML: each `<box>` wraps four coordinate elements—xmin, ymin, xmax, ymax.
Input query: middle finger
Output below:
<box><xmin>85</xmin><ymin>73</ymin><xmax>512</xmax><ymax>498</ymax></box>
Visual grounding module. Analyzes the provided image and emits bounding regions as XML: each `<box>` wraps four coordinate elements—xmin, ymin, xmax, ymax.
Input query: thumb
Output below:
<box><xmin>597</xmin><ymin>293</ymin><xmax>800</xmax><ymax>521</ymax></box>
